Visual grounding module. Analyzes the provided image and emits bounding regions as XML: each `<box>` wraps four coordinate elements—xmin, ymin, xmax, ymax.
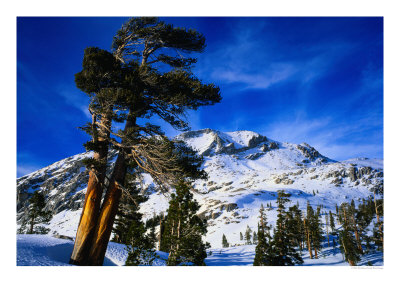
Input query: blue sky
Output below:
<box><xmin>17</xmin><ymin>17</ymin><xmax>383</xmax><ymax>177</ymax></box>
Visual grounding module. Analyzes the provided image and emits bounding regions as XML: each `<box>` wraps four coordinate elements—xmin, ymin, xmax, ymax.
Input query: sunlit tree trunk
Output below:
<box><xmin>374</xmin><ymin>193</ymin><xmax>384</xmax><ymax>250</ymax></box>
<box><xmin>325</xmin><ymin>214</ymin><xmax>330</xmax><ymax>247</ymax></box>
<box><xmin>304</xmin><ymin>217</ymin><xmax>313</xmax><ymax>259</ymax></box>
<box><xmin>69</xmin><ymin>115</ymin><xmax>110</xmax><ymax>265</ymax></box>
<box><xmin>87</xmin><ymin>118</ymin><xmax>135</xmax><ymax>265</ymax></box>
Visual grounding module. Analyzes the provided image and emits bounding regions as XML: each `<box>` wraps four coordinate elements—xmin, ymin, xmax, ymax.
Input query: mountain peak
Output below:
<box><xmin>175</xmin><ymin>128</ymin><xmax>269</xmax><ymax>156</ymax></box>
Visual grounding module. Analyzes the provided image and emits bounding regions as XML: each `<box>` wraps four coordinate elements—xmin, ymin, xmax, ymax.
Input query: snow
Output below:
<box><xmin>16</xmin><ymin>128</ymin><xmax>384</xmax><ymax>266</ymax></box>
<box><xmin>16</xmin><ymin>235</ymin><xmax>168</xmax><ymax>266</ymax></box>
<box><xmin>17</xmin><ymin>234</ymin><xmax>383</xmax><ymax>266</ymax></box>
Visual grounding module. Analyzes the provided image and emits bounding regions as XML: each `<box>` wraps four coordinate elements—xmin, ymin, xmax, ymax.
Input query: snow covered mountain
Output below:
<box><xmin>16</xmin><ymin>129</ymin><xmax>383</xmax><ymax>248</ymax></box>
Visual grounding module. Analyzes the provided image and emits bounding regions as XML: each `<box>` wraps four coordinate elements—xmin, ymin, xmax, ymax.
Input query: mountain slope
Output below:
<box><xmin>16</xmin><ymin>129</ymin><xmax>383</xmax><ymax>248</ymax></box>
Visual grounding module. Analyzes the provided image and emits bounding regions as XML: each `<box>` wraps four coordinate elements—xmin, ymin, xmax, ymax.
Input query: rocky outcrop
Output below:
<box><xmin>297</xmin><ymin>143</ymin><xmax>329</xmax><ymax>163</ymax></box>
<box><xmin>347</xmin><ymin>166</ymin><xmax>378</xmax><ymax>182</ymax></box>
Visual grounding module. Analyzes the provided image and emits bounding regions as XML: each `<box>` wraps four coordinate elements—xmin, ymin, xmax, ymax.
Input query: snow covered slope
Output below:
<box><xmin>16</xmin><ymin>234</ymin><xmax>168</xmax><ymax>266</ymax></box>
<box><xmin>16</xmin><ymin>129</ymin><xmax>383</xmax><ymax>249</ymax></box>
<box><xmin>17</xmin><ymin>234</ymin><xmax>382</xmax><ymax>266</ymax></box>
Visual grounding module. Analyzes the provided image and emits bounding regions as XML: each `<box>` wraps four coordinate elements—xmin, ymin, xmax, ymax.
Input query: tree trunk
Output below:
<box><xmin>374</xmin><ymin>193</ymin><xmax>384</xmax><ymax>250</ymax></box>
<box><xmin>158</xmin><ymin>217</ymin><xmax>163</xmax><ymax>251</ymax></box>
<box><xmin>29</xmin><ymin>216</ymin><xmax>34</xmax><ymax>234</ymax></box>
<box><xmin>304</xmin><ymin>217</ymin><xmax>313</xmax><ymax>259</ymax></box>
<box><xmin>348</xmin><ymin>212</ymin><xmax>363</xmax><ymax>254</ymax></box>
<box><xmin>69</xmin><ymin>115</ymin><xmax>111</xmax><ymax>265</ymax></box>
<box><xmin>325</xmin><ymin>214</ymin><xmax>330</xmax><ymax>247</ymax></box>
<box><xmin>87</xmin><ymin>152</ymin><xmax>127</xmax><ymax>265</ymax></box>
<box><xmin>86</xmin><ymin>117</ymin><xmax>135</xmax><ymax>266</ymax></box>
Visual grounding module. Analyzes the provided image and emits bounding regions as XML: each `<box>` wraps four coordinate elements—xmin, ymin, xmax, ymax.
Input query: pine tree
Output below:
<box><xmin>270</xmin><ymin>191</ymin><xmax>303</xmax><ymax>266</ymax></box>
<box><xmin>253</xmin><ymin>231</ymin><xmax>257</xmax><ymax>245</ymax></box>
<box><xmin>108</xmin><ymin>166</ymin><xmax>158</xmax><ymax>265</ymax></box>
<box><xmin>338</xmin><ymin>203</ymin><xmax>361</xmax><ymax>266</ymax></box>
<box><xmin>70</xmin><ymin>47</ymin><xmax>124</xmax><ymax>265</ymax></box>
<box><xmin>325</xmin><ymin>213</ymin><xmax>330</xmax><ymax>247</ymax></box>
<box><xmin>286</xmin><ymin>203</ymin><xmax>304</xmax><ymax>255</ymax></box>
<box><xmin>253</xmin><ymin>204</ymin><xmax>273</xmax><ymax>266</ymax></box>
<box><xmin>245</xmin><ymin>225</ymin><xmax>252</xmax><ymax>245</ymax></box>
<box><xmin>222</xmin><ymin>234</ymin><xmax>229</xmax><ymax>248</ymax></box>
<box><xmin>24</xmin><ymin>191</ymin><xmax>52</xmax><ymax>234</ymax></box>
<box><xmin>240</xmin><ymin>232</ymin><xmax>243</xmax><ymax>241</ymax></box>
<box><xmin>163</xmin><ymin>180</ymin><xmax>209</xmax><ymax>266</ymax></box>
<box><xmin>309</xmin><ymin>206</ymin><xmax>325</xmax><ymax>258</ymax></box>
<box><xmin>304</xmin><ymin>202</ymin><xmax>314</xmax><ymax>259</ymax></box>
<box><xmin>112</xmin><ymin>167</ymin><xmax>149</xmax><ymax>244</ymax></box>
<box><xmin>70</xmin><ymin>17</ymin><xmax>221</xmax><ymax>265</ymax></box>
<box><xmin>329</xmin><ymin>210</ymin><xmax>337</xmax><ymax>248</ymax></box>
<box><xmin>372</xmin><ymin>195</ymin><xmax>383</xmax><ymax>251</ymax></box>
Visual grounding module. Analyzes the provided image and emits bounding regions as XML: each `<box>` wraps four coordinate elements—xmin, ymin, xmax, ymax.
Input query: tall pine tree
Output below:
<box><xmin>270</xmin><ymin>191</ymin><xmax>303</xmax><ymax>266</ymax></box>
<box><xmin>253</xmin><ymin>204</ymin><xmax>273</xmax><ymax>266</ymax></box>
<box><xmin>162</xmin><ymin>180</ymin><xmax>209</xmax><ymax>266</ymax></box>
<box><xmin>21</xmin><ymin>191</ymin><xmax>52</xmax><ymax>235</ymax></box>
<box><xmin>222</xmin><ymin>234</ymin><xmax>229</xmax><ymax>248</ymax></box>
<box><xmin>70</xmin><ymin>17</ymin><xmax>221</xmax><ymax>265</ymax></box>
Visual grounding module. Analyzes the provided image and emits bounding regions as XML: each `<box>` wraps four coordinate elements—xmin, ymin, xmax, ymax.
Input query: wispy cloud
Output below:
<box><xmin>17</xmin><ymin>164</ymin><xmax>42</xmax><ymax>178</ymax></box>
<box><xmin>261</xmin><ymin>113</ymin><xmax>383</xmax><ymax>161</ymax></box>
<box><xmin>196</xmin><ymin>22</ymin><xmax>356</xmax><ymax>92</ymax></box>
<box><xmin>212</xmin><ymin>63</ymin><xmax>297</xmax><ymax>89</ymax></box>
<box><xmin>57</xmin><ymin>85</ymin><xmax>91</xmax><ymax>119</ymax></box>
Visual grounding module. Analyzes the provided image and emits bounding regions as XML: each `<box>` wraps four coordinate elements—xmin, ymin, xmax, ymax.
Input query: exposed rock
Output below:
<box><xmin>219</xmin><ymin>203</ymin><xmax>238</xmax><ymax>212</ymax></box>
<box><xmin>348</xmin><ymin>166</ymin><xmax>357</xmax><ymax>182</ymax></box>
<box><xmin>211</xmin><ymin>211</ymin><xmax>222</xmax><ymax>219</ymax></box>
<box><xmin>297</xmin><ymin>143</ymin><xmax>329</xmax><ymax>162</ymax></box>
<box><xmin>331</xmin><ymin>177</ymin><xmax>343</xmax><ymax>185</ymax></box>
<box><xmin>53</xmin><ymin>234</ymin><xmax>74</xmax><ymax>241</ymax></box>
<box><xmin>245</xmin><ymin>152</ymin><xmax>264</xmax><ymax>160</ymax></box>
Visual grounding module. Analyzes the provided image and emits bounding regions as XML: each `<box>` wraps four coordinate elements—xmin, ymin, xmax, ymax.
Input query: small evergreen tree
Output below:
<box><xmin>338</xmin><ymin>203</ymin><xmax>361</xmax><ymax>266</ymax></box>
<box><xmin>270</xmin><ymin>191</ymin><xmax>303</xmax><ymax>266</ymax></box>
<box><xmin>372</xmin><ymin>197</ymin><xmax>383</xmax><ymax>251</ymax></box>
<box><xmin>245</xmin><ymin>225</ymin><xmax>252</xmax><ymax>245</ymax></box>
<box><xmin>112</xmin><ymin>170</ymin><xmax>149</xmax><ymax>244</ymax></box>
<box><xmin>240</xmin><ymin>232</ymin><xmax>243</xmax><ymax>241</ymax></box>
<box><xmin>329</xmin><ymin>210</ymin><xmax>337</xmax><ymax>249</ymax></box>
<box><xmin>125</xmin><ymin>220</ymin><xmax>158</xmax><ymax>266</ymax></box>
<box><xmin>286</xmin><ymin>203</ymin><xmax>304</xmax><ymax>255</ymax></box>
<box><xmin>222</xmin><ymin>234</ymin><xmax>229</xmax><ymax>248</ymax></box>
<box><xmin>310</xmin><ymin>206</ymin><xmax>325</xmax><ymax>258</ymax></box>
<box><xmin>253</xmin><ymin>204</ymin><xmax>273</xmax><ymax>266</ymax></box>
<box><xmin>24</xmin><ymin>191</ymin><xmax>52</xmax><ymax>234</ymax></box>
<box><xmin>163</xmin><ymin>180</ymin><xmax>209</xmax><ymax>266</ymax></box>
<box><xmin>253</xmin><ymin>231</ymin><xmax>257</xmax><ymax>245</ymax></box>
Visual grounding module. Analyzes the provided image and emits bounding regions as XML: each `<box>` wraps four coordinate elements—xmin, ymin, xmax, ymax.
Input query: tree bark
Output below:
<box><xmin>86</xmin><ymin>117</ymin><xmax>135</xmax><ymax>265</ymax></box>
<box><xmin>29</xmin><ymin>216</ymin><xmax>34</xmax><ymax>234</ymax></box>
<box><xmin>158</xmin><ymin>216</ymin><xmax>163</xmax><ymax>251</ymax></box>
<box><xmin>304</xmin><ymin>217</ymin><xmax>313</xmax><ymax>259</ymax></box>
<box><xmin>69</xmin><ymin>115</ymin><xmax>110</xmax><ymax>265</ymax></box>
<box><xmin>374</xmin><ymin>193</ymin><xmax>384</xmax><ymax>250</ymax></box>
<box><xmin>351</xmin><ymin>215</ymin><xmax>363</xmax><ymax>254</ymax></box>
<box><xmin>325</xmin><ymin>214</ymin><xmax>330</xmax><ymax>247</ymax></box>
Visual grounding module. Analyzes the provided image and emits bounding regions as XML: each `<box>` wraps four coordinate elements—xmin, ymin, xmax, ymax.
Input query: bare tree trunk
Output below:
<box><xmin>70</xmin><ymin>115</ymin><xmax>110</xmax><ymax>265</ymax></box>
<box><xmin>158</xmin><ymin>215</ymin><xmax>163</xmax><ymax>251</ymax></box>
<box><xmin>29</xmin><ymin>216</ymin><xmax>34</xmax><ymax>234</ymax></box>
<box><xmin>304</xmin><ymin>217</ymin><xmax>313</xmax><ymax>259</ymax></box>
<box><xmin>325</xmin><ymin>214</ymin><xmax>330</xmax><ymax>247</ymax></box>
<box><xmin>374</xmin><ymin>193</ymin><xmax>384</xmax><ymax>250</ymax></box>
<box><xmin>86</xmin><ymin>117</ymin><xmax>135</xmax><ymax>266</ymax></box>
<box><xmin>87</xmin><ymin>152</ymin><xmax>127</xmax><ymax>265</ymax></box>
<box><xmin>351</xmin><ymin>214</ymin><xmax>363</xmax><ymax>254</ymax></box>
